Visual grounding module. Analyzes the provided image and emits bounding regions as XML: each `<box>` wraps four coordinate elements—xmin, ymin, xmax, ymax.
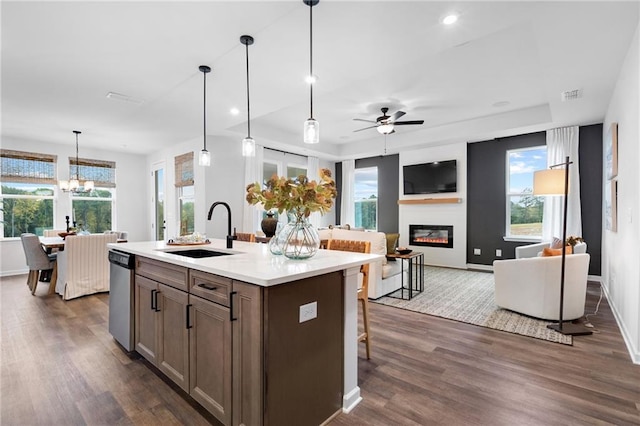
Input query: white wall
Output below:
<box><xmin>1</xmin><ymin>136</ymin><xmax>148</xmax><ymax>276</ymax></box>
<box><xmin>602</xmin><ymin>23</ymin><xmax>640</xmax><ymax>364</ymax></box>
<box><xmin>399</xmin><ymin>143</ymin><xmax>467</xmax><ymax>269</ymax></box>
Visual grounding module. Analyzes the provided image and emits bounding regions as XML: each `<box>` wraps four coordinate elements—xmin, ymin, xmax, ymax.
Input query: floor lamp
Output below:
<box><xmin>533</xmin><ymin>155</ymin><xmax>592</xmax><ymax>336</ymax></box>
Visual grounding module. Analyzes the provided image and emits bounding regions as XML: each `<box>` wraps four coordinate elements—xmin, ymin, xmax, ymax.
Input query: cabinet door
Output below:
<box><xmin>189</xmin><ymin>294</ymin><xmax>232</xmax><ymax>426</ymax></box>
<box><xmin>157</xmin><ymin>283</ymin><xmax>190</xmax><ymax>392</ymax></box>
<box><xmin>232</xmin><ymin>281</ymin><xmax>263</xmax><ymax>426</ymax></box>
<box><xmin>134</xmin><ymin>275</ymin><xmax>158</xmax><ymax>364</ymax></box>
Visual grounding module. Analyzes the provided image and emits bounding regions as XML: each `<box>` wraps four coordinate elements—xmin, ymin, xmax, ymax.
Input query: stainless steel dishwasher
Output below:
<box><xmin>108</xmin><ymin>249</ymin><xmax>135</xmax><ymax>351</ymax></box>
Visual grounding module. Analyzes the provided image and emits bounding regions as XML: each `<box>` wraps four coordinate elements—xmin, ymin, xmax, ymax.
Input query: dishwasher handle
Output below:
<box><xmin>108</xmin><ymin>250</ymin><xmax>135</xmax><ymax>269</ymax></box>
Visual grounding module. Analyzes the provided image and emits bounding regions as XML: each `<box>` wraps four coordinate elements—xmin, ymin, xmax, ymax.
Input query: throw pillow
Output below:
<box><xmin>542</xmin><ymin>246</ymin><xmax>573</xmax><ymax>257</ymax></box>
<box><xmin>550</xmin><ymin>237</ymin><xmax>564</xmax><ymax>249</ymax></box>
<box><xmin>385</xmin><ymin>233</ymin><xmax>399</xmax><ymax>255</ymax></box>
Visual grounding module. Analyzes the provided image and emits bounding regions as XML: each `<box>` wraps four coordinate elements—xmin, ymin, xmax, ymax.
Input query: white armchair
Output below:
<box><xmin>493</xmin><ymin>253</ymin><xmax>590</xmax><ymax>321</ymax></box>
<box><xmin>55</xmin><ymin>233</ymin><xmax>117</xmax><ymax>300</ymax></box>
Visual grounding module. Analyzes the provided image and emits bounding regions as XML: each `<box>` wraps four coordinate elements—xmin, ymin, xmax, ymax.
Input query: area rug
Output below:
<box><xmin>374</xmin><ymin>266</ymin><xmax>572</xmax><ymax>345</ymax></box>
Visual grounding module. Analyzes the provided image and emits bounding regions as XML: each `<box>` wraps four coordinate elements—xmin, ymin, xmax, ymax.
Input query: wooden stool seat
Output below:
<box><xmin>326</xmin><ymin>239</ymin><xmax>372</xmax><ymax>359</ymax></box>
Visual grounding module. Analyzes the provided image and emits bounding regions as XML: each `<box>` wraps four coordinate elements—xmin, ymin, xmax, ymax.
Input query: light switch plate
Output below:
<box><xmin>474</xmin><ymin>248</ymin><xmax>481</xmax><ymax>255</ymax></box>
<box><xmin>299</xmin><ymin>301</ymin><xmax>317</xmax><ymax>323</ymax></box>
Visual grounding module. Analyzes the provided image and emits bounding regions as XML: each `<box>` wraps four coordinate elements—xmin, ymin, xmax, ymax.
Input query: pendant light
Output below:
<box><xmin>303</xmin><ymin>0</ymin><xmax>320</xmax><ymax>144</ymax></box>
<box><xmin>60</xmin><ymin>130</ymin><xmax>94</xmax><ymax>193</ymax></box>
<box><xmin>198</xmin><ymin>65</ymin><xmax>211</xmax><ymax>166</ymax></box>
<box><xmin>240</xmin><ymin>35</ymin><xmax>256</xmax><ymax>157</ymax></box>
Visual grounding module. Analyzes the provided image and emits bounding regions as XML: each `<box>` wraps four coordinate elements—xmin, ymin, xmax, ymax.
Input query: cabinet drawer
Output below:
<box><xmin>190</xmin><ymin>270</ymin><xmax>232</xmax><ymax>307</ymax></box>
<box><xmin>136</xmin><ymin>256</ymin><xmax>188</xmax><ymax>291</ymax></box>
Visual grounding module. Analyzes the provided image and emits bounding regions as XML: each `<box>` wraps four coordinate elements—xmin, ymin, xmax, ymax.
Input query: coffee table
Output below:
<box><xmin>385</xmin><ymin>251</ymin><xmax>424</xmax><ymax>300</ymax></box>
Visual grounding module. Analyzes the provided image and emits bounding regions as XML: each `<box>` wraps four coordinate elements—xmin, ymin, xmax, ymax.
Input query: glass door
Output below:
<box><xmin>152</xmin><ymin>163</ymin><xmax>165</xmax><ymax>241</ymax></box>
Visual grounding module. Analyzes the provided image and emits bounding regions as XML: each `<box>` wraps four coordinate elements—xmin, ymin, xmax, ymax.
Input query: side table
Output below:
<box><xmin>385</xmin><ymin>251</ymin><xmax>424</xmax><ymax>300</ymax></box>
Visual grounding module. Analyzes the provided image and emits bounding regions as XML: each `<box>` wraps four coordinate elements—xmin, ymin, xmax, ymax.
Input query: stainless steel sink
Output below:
<box><xmin>166</xmin><ymin>249</ymin><xmax>233</xmax><ymax>259</ymax></box>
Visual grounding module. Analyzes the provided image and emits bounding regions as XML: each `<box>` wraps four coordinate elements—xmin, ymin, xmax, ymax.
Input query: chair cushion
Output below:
<box><xmin>542</xmin><ymin>246</ymin><xmax>573</xmax><ymax>256</ymax></box>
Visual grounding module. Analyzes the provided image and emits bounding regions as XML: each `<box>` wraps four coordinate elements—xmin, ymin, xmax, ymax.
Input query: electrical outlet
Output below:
<box><xmin>474</xmin><ymin>248</ymin><xmax>481</xmax><ymax>255</ymax></box>
<box><xmin>299</xmin><ymin>301</ymin><xmax>317</xmax><ymax>323</ymax></box>
<box><xmin>496</xmin><ymin>249</ymin><xmax>502</xmax><ymax>257</ymax></box>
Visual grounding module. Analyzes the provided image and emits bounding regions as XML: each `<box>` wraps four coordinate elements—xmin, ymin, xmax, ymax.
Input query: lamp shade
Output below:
<box><xmin>533</xmin><ymin>169</ymin><xmax>566</xmax><ymax>195</ymax></box>
<box><xmin>303</xmin><ymin>118</ymin><xmax>319</xmax><ymax>144</ymax></box>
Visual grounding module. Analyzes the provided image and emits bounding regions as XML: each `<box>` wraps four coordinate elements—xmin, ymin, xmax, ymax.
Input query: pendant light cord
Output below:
<box><xmin>203</xmin><ymin>71</ymin><xmax>207</xmax><ymax>151</ymax></box>
<box><xmin>245</xmin><ymin>41</ymin><xmax>251</xmax><ymax>138</ymax></box>
<box><xmin>74</xmin><ymin>131</ymin><xmax>80</xmax><ymax>181</ymax></box>
<box><xmin>309</xmin><ymin>2</ymin><xmax>314</xmax><ymax>119</ymax></box>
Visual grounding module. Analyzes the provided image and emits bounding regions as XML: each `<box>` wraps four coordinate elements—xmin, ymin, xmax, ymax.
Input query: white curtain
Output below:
<box><xmin>341</xmin><ymin>159</ymin><xmax>355</xmax><ymax>226</ymax></box>
<box><xmin>542</xmin><ymin>126</ymin><xmax>582</xmax><ymax>240</ymax></box>
<box><xmin>307</xmin><ymin>156</ymin><xmax>321</xmax><ymax>227</ymax></box>
<box><xmin>242</xmin><ymin>145</ymin><xmax>264</xmax><ymax>233</ymax></box>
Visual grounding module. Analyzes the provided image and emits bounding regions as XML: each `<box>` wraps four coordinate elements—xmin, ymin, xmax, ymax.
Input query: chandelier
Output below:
<box><xmin>59</xmin><ymin>130</ymin><xmax>94</xmax><ymax>193</ymax></box>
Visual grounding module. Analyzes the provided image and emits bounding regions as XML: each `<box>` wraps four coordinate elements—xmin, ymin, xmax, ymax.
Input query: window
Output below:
<box><xmin>263</xmin><ymin>162</ymin><xmax>277</xmax><ymax>186</ymax></box>
<box><xmin>354</xmin><ymin>167</ymin><xmax>378</xmax><ymax>231</ymax></box>
<box><xmin>506</xmin><ymin>147</ymin><xmax>547</xmax><ymax>238</ymax></box>
<box><xmin>175</xmin><ymin>152</ymin><xmax>194</xmax><ymax>236</ymax></box>
<box><xmin>287</xmin><ymin>165</ymin><xmax>307</xmax><ymax>179</ymax></box>
<box><xmin>1</xmin><ymin>149</ymin><xmax>56</xmax><ymax>237</ymax></box>
<box><xmin>71</xmin><ymin>157</ymin><xmax>115</xmax><ymax>233</ymax></box>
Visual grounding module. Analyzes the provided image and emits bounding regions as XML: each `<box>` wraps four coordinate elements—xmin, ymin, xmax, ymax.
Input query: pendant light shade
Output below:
<box><xmin>59</xmin><ymin>130</ymin><xmax>94</xmax><ymax>193</ymax></box>
<box><xmin>240</xmin><ymin>35</ymin><xmax>256</xmax><ymax>157</ymax></box>
<box><xmin>198</xmin><ymin>65</ymin><xmax>211</xmax><ymax>166</ymax></box>
<box><xmin>303</xmin><ymin>0</ymin><xmax>320</xmax><ymax>144</ymax></box>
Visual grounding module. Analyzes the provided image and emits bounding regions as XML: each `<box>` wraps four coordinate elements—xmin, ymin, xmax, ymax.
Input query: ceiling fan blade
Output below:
<box><xmin>394</xmin><ymin>120</ymin><xmax>425</xmax><ymax>126</ymax></box>
<box><xmin>353</xmin><ymin>125</ymin><xmax>378</xmax><ymax>132</ymax></box>
<box><xmin>388</xmin><ymin>110</ymin><xmax>406</xmax><ymax>122</ymax></box>
<box><xmin>353</xmin><ymin>118</ymin><xmax>377</xmax><ymax>123</ymax></box>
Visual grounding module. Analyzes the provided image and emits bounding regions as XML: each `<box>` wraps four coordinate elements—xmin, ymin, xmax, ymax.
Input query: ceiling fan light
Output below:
<box><xmin>242</xmin><ymin>137</ymin><xmax>256</xmax><ymax>157</ymax></box>
<box><xmin>304</xmin><ymin>118</ymin><xmax>319</xmax><ymax>144</ymax></box>
<box><xmin>199</xmin><ymin>149</ymin><xmax>211</xmax><ymax>166</ymax></box>
<box><xmin>377</xmin><ymin>123</ymin><xmax>394</xmax><ymax>134</ymax></box>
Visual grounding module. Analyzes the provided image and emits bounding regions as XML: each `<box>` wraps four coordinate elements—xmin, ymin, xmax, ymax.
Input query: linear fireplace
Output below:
<box><xmin>409</xmin><ymin>225</ymin><xmax>454</xmax><ymax>248</ymax></box>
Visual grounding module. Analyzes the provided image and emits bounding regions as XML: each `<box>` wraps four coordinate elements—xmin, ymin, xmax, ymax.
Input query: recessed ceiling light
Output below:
<box><xmin>230</xmin><ymin>107</ymin><xmax>240</xmax><ymax>115</ymax></box>
<box><xmin>305</xmin><ymin>74</ymin><xmax>318</xmax><ymax>84</ymax></box>
<box><xmin>442</xmin><ymin>14</ymin><xmax>458</xmax><ymax>25</ymax></box>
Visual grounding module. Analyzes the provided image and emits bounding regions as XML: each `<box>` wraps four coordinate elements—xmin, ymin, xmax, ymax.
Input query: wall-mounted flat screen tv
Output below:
<box><xmin>403</xmin><ymin>160</ymin><xmax>457</xmax><ymax>194</ymax></box>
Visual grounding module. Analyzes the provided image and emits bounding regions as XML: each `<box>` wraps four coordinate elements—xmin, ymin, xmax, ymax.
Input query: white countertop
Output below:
<box><xmin>108</xmin><ymin>239</ymin><xmax>382</xmax><ymax>287</ymax></box>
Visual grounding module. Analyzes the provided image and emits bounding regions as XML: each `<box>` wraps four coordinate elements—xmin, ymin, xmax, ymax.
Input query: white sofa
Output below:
<box><xmin>493</xmin><ymin>253</ymin><xmax>590</xmax><ymax>321</ymax></box>
<box><xmin>515</xmin><ymin>241</ymin><xmax>587</xmax><ymax>259</ymax></box>
<box><xmin>318</xmin><ymin>228</ymin><xmax>404</xmax><ymax>299</ymax></box>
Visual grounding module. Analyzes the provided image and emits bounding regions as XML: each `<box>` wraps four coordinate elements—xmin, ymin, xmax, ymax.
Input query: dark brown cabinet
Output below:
<box><xmin>133</xmin><ymin>255</ymin><xmax>343</xmax><ymax>426</ymax></box>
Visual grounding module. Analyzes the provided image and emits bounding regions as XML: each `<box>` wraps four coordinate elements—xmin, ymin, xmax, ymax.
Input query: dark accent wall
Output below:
<box><xmin>467</xmin><ymin>132</ymin><xmax>545</xmax><ymax>264</ymax></box>
<box><xmin>334</xmin><ymin>155</ymin><xmax>399</xmax><ymax>233</ymax></box>
<box><xmin>578</xmin><ymin>124</ymin><xmax>603</xmax><ymax>275</ymax></box>
<box><xmin>467</xmin><ymin>125</ymin><xmax>603</xmax><ymax>275</ymax></box>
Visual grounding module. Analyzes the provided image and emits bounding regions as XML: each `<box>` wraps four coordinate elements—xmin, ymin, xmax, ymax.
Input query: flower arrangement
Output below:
<box><xmin>566</xmin><ymin>236</ymin><xmax>584</xmax><ymax>247</ymax></box>
<box><xmin>245</xmin><ymin>168</ymin><xmax>337</xmax><ymax>221</ymax></box>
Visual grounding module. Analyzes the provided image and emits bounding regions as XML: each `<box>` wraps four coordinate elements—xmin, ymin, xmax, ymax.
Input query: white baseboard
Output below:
<box><xmin>465</xmin><ymin>263</ymin><xmax>493</xmax><ymax>272</ymax></box>
<box><xmin>600</xmin><ymin>283</ymin><xmax>640</xmax><ymax>365</ymax></box>
<box><xmin>342</xmin><ymin>386</ymin><xmax>362</xmax><ymax>413</ymax></box>
<box><xmin>0</xmin><ymin>268</ymin><xmax>28</xmax><ymax>278</ymax></box>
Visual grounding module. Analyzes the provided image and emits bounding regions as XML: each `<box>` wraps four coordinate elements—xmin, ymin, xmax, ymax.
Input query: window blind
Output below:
<box><xmin>70</xmin><ymin>157</ymin><xmax>116</xmax><ymax>188</ymax></box>
<box><xmin>0</xmin><ymin>149</ymin><xmax>57</xmax><ymax>184</ymax></box>
<box><xmin>175</xmin><ymin>152</ymin><xmax>194</xmax><ymax>187</ymax></box>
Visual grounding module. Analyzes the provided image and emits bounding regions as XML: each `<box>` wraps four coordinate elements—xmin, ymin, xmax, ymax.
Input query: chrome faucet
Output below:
<box><xmin>207</xmin><ymin>201</ymin><xmax>233</xmax><ymax>248</ymax></box>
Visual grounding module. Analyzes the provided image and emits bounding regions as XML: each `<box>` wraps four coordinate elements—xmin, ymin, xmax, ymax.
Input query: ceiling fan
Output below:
<box><xmin>353</xmin><ymin>107</ymin><xmax>425</xmax><ymax>135</ymax></box>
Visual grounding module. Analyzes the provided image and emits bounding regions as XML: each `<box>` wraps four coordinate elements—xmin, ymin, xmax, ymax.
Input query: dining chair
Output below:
<box><xmin>56</xmin><ymin>233</ymin><xmax>117</xmax><ymax>300</ymax></box>
<box><xmin>20</xmin><ymin>233</ymin><xmax>57</xmax><ymax>295</ymax></box>
<box><xmin>43</xmin><ymin>229</ymin><xmax>67</xmax><ymax>237</ymax></box>
<box><xmin>326</xmin><ymin>239</ymin><xmax>372</xmax><ymax>359</ymax></box>
<box><xmin>235</xmin><ymin>232</ymin><xmax>256</xmax><ymax>243</ymax></box>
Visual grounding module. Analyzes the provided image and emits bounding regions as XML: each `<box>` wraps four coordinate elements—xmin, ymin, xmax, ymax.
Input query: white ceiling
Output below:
<box><xmin>2</xmin><ymin>1</ymin><xmax>638</xmax><ymax>161</ymax></box>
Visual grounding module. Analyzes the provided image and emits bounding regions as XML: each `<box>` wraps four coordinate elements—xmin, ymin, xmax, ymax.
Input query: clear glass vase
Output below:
<box><xmin>268</xmin><ymin>222</ymin><xmax>284</xmax><ymax>255</ymax></box>
<box><xmin>276</xmin><ymin>211</ymin><xmax>320</xmax><ymax>260</ymax></box>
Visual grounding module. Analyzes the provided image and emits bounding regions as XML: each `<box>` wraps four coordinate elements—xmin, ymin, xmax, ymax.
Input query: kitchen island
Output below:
<box><xmin>108</xmin><ymin>239</ymin><xmax>381</xmax><ymax>426</ymax></box>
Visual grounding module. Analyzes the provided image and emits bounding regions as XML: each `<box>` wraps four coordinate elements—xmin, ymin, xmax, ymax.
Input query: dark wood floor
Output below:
<box><xmin>2</xmin><ymin>275</ymin><xmax>638</xmax><ymax>425</ymax></box>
